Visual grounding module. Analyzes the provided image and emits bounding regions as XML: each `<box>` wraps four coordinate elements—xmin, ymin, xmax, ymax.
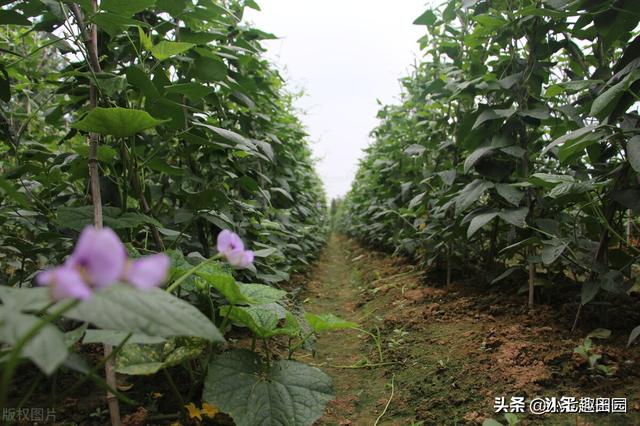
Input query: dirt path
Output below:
<box><xmin>301</xmin><ymin>234</ymin><xmax>640</xmax><ymax>426</ymax></box>
<box><xmin>304</xmin><ymin>234</ymin><xmax>404</xmax><ymax>425</ymax></box>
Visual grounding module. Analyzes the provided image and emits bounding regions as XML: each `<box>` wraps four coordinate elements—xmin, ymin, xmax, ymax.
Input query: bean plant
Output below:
<box><xmin>337</xmin><ymin>0</ymin><xmax>640</xmax><ymax>321</ymax></box>
<box><xmin>0</xmin><ymin>0</ymin><xmax>350</xmax><ymax>424</ymax></box>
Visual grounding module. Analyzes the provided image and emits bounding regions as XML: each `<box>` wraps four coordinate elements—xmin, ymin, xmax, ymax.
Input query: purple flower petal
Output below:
<box><xmin>125</xmin><ymin>254</ymin><xmax>170</xmax><ymax>290</ymax></box>
<box><xmin>240</xmin><ymin>250</ymin><xmax>254</xmax><ymax>268</ymax></box>
<box><xmin>224</xmin><ymin>248</ymin><xmax>254</xmax><ymax>269</ymax></box>
<box><xmin>216</xmin><ymin>230</ymin><xmax>244</xmax><ymax>254</ymax></box>
<box><xmin>37</xmin><ymin>266</ymin><xmax>92</xmax><ymax>300</ymax></box>
<box><xmin>68</xmin><ymin>226</ymin><xmax>127</xmax><ymax>288</ymax></box>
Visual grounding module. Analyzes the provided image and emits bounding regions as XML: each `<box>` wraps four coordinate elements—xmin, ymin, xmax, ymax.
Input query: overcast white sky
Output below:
<box><xmin>244</xmin><ymin>1</ymin><xmax>429</xmax><ymax>199</ymax></box>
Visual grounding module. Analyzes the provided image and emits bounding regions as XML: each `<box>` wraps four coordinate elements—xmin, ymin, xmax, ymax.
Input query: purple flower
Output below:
<box><xmin>66</xmin><ymin>226</ymin><xmax>127</xmax><ymax>288</ymax></box>
<box><xmin>216</xmin><ymin>230</ymin><xmax>254</xmax><ymax>268</ymax></box>
<box><xmin>124</xmin><ymin>253</ymin><xmax>170</xmax><ymax>290</ymax></box>
<box><xmin>37</xmin><ymin>226</ymin><xmax>171</xmax><ymax>300</ymax></box>
<box><xmin>36</xmin><ymin>265</ymin><xmax>92</xmax><ymax>300</ymax></box>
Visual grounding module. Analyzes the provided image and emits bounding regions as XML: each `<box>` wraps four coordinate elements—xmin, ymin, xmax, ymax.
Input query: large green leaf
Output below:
<box><xmin>454</xmin><ymin>180</ymin><xmax>494</xmax><ymax>212</ymax></box>
<box><xmin>498</xmin><ymin>208</ymin><xmax>528</xmax><ymax>228</ymax></box>
<box><xmin>164</xmin><ymin>82</ymin><xmax>215</xmax><ymax>101</ymax></box>
<box><xmin>413</xmin><ymin>10</ymin><xmax>437</xmax><ymax>26</ymax></box>
<box><xmin>590</xmin><ymin>70</ymin><xmax>640</xmax><ymax>120</ymax></box>
<box><xmin>191</xmin><ymin>56</ymin><xmax>228</xmax><ymax>82</ymax></box>
<box><xmin>116</xmin><ymin>338</ymin><xmax>205</xmax><ymax>375</ymax></box>
<box><xmin>304</xmin><ymin>313</ymin><xmax>357</xmax><ymax>333</ymax></box>
<box><xmin>495</xmin><ymin>183</ymin><xmax>524</xmax><ymax>206</ymax></box>
<box><xmin>63</xmin><ymin>285</ymin><xmax>223</xmax><ymax>342</ymax></box>
<box><xmin>467</xmin><ymin>211</ymin><xmax>499</xmax><ymax>238</ymax></box>
<box><xmin>0</xmin><ymin>10</ymin><xmax>31</xmax><ymax>25</ymax></box>
<box><xmin>541</xmin><ymin>126</ymin><xmax>600</xmax><ymax>156</ymax></box>
<box><xmin>196</xmin><ymin>267</ymin><xmax>250</xmax><ymax>304</ymax></box>
<box><xmin>92</xmin><ymin>12</ymin><xmax>147</xmax><ymax>37</ymax></box>
<box><xmin>72</xmin><ymin>107</ymin><xmax>167</xmax><ymax>137</ymax></box>
<box><xmin>238</xmin><ymin>284</ymin><xmax>287</xmax><ymax>305</ymax></box>
<box><xmin>102</xmin><ymin>0</ymin><xmax>156</xmax><ymax>16</ymax></box>
<box><xmin>541</xmin><ymin>241</ymin><xmax>567</xmax><ymax>265</ymax></box>
<box><xmin>220</xmin><ymin>304</ymin><xmax>288</xmax><ymax>338</ymax></box>
<box><xmin>203</xmin><ymin>350</ymin><xmax>334</xmax><ymax>426</ymax></box>
<box><xmin>150</xmin><ymin>41</ymin><xmax>195</xmax><ymax>60</ymax></box>
<box><xmin>0</xmin><ymin>307</ymin><xmax>68</xmax><ymax>375</ymax></box>
<box><xmin>126</xmin><ymin>66</ymin><xmax>160</xmax><ymax>99</ymax></box>
<box><xmin>55</xmin><ymin>206</ymin><xmax>162</xmax><ymax>231</ymax></box>
<box><xmin>0</xmin><ymin>287</ymin><xmax>51</xmax><ymax>312</ymax></box>
<box><xmin>464</xmin><ymin>146</ymin><xmax>494</xmax><ymax>173</ymax></box>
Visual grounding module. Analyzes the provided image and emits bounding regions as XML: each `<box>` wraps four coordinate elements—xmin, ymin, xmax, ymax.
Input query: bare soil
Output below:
<box><xmin>301</xmin><ymin>234</ymin><xmax>640</xmax><ymax>425</ymax></box>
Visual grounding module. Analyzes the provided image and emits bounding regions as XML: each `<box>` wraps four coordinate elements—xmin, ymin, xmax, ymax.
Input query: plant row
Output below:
<box><xmin>0</xmin><ymin>1</ymin><xmax>345</xmax><ymax>425</ymax></box>
<box><xmin>337</xmin><ymin>0</ymin><xmax>640</xmax><ymax>317</ymax></box>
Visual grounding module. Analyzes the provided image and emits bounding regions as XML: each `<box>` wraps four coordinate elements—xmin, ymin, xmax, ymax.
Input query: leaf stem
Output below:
<box><xmin>166</xmin><ymin>254</ymin><xmax>223</xmax><ymax>293</ymax></box>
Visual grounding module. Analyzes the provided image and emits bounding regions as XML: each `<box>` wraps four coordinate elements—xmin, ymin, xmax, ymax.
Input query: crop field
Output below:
<box><xmin>0</xmin><ymin>0</ymin><xmax>639</xmax><ymax>425</ymax></box>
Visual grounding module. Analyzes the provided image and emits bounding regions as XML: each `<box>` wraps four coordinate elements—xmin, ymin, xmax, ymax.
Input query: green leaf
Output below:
<box><xmin>472</xmin><ymin>107</ymin><xmax>515</xmax><ymax>129</ymax></box>
<box><xmin>541</xmin><ymin>241</ymin><xmax>567</xmax><ymax>265</ymax></box>
<box><xmin>156</xmin><ymin>0</ymin><xmax>186</xmax><ymax>15</ymax></box>
<box><xmin>63</xmin><ymin>285</ymin><xmax>224</xmax><ymax>342</ymax></box>
<box><xmin>495</xmin><ymin>183</ymin><xmax>524</xmax><ymax>206</ymax></box>
<box><xmin>409</xmin><ymin>192</ymin><xmax>425</xmax><ymax>209</ymax></box>
<box><xmin>490</xmin><ymin>267</ymin><xmax>519</xmax><ymax>285</ymax></box>
<box><xmin>628</xmin><ymin>135</ymin><xmax>640</xmax><ymax>173</ymax></box>
<box><xmin>587</xmin><ymin>328</ymin><xmax>611</xmax><ymax>340</ymax></box>
<box><xmin>116</xmin><ymin>337</ymin><xmax>205</xmax><ymax>375</ymax></box>
<box><xmin>498</xmin><ymin>208</ymin><xmax>528</xmax><ymax>228</ymax></box>
<box><xmin>195</xmin><ymin>267</ymin><xmax>249</xmax><ymax>304</ymax></box>
<box><xmin>55</xmin><ymin>206</ymin><xmax>161</xmax><ymax>231</ymax></box>
<box><xmin>92</xmin><ymin>12</ymin><xmax>147</xmax><ymax>37</ymax></box>
<box><xmin>164</xmin><ymin>82</ymin><xmax>215</xmax><ymax>101</ymax></box>
<box><xmin>581</xmin><ymin>280</ymin><xmax>600</xmax><ymax>305</ymax></box>
<box><xmin>455</xmin><ymin>180</ymin><xmax>494</xmax><ymax>212</ymax></box>
<box><xmin>464</xmin><ymin>146</ymin><xmax>494</xmax><ymax>173</ymax></box>
<box><xmin>404</xmin><ymin>144</ymin><xmax>426</xmax><ymax>156</ymax></box>
<box><xmin>0</xmin><ymin>287</ymin><xmax>51</xmax><ymax>312</ymax></box>
<box><xmin>0</xmin><ymin>10</ymin><xmax>31</xmax><ymax>25</ymax></box>
<box><xmin>138</xmin><ymin>26</ymin><xmax>153</xmax><ymax>50</ymax></box>
<box><xmin>304</xmin><ymin>312</ymin><xmax>358</xmax><ymax>332</ymax></box>
<box><xmin>252</xmin><ymin>247</ymin><xmax>279</xmax><ymax>258</ymax></box>
<box><xmin>628</xmin><ymin>325</ymin><xmax>640</xmax><ymax>347</ymax></box>
<box><xmin>467</xmin><ymin>211</ymin><xmax>499</xmax><ymax>238</ymax></box>
<box><xmin>126</xmin><ymin>66</ymin><xmax>160</xmax><ymax>99</ymax></box>
<box><xmin>64</xmin><ymin>324</ymin><xmax>88</xmax><ymax>347</ymax></box>
<box><xmin>191</xmin><ymin>56</ymin><xmax>228</xmax><ymax>82</ymax></box>
<box><xmin>150</xmin><ymin>41</ymin><xmax>195</xmax><ymax>60</ymax></box>
<box><xmin>541</xmin><ymin>125</ymin><xmax>600</xmax><ymax>156</ymax></box>
<box><xmin>72</xmin><ymin>107</ymin><xmax>167</xmax><ymax>137</ymax></box>
<box><xmin>203</xmin><ymin>350</ymin><xmax>334</xmax><ymax>426</ymax></box>
<box><xmin>102</xmin><ymin>0</ymin><xmax>156</xmax><ymax>16</ymax></box>
<box><xmin>590</xmin><ymin>70</ymin><xmax>640</xmax><ymax>120</ymax></box>
<box><xmin>473</xmin><ymin>13</ymin><xmax>506</xmax><ymax>29</ymax></box>
<box><xmin>529</xmin><ymin>173</ymin><xmax>574</xmax><ymax>188</ymax></box>
<box><xmin>220</xmin><ymin>304</ymin><xmax>287</xmax><ymax>338</ymax></box>
<box><xmin>0</xmin><ymin>307</ymin><xmax>68</xmax><ymax>375</ymax></box>
<box><xmin>238</xmin><ymin>284</ymin><xmax>287</xmax><ymax>305</ymax></box>
<box><xmin>557</xmin><ymin>133</ymin><xmax>601</xmax><ymax>163</ymax></box>
<box><xmin>413</xmin><ymin>10</ymin><xmax>437</xmax><ymax>26</ymax></box>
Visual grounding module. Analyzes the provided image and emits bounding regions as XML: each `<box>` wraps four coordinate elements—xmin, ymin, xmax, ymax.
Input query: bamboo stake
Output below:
<box><xmin>70</xmin><ymin>3</ymin><xmax>122</xmax><ymax>424</ymax></box>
